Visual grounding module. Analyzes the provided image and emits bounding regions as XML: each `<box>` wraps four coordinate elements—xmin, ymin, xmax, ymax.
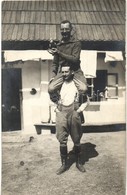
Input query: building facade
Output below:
<box><xmin>2</xmin><ymin>0</ymin><xmax>125</xmax><ymax>132</ymax></box>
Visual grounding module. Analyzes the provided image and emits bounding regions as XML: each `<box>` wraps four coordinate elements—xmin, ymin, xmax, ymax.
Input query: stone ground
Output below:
<box><xmin>1</xmin><ymin>129</ymin><xmax>126</xmax><ymax>195</ymax></box>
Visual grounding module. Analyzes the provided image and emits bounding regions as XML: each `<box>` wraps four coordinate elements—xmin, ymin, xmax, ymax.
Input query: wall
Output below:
<box><xmin>11</xmin><ymin>59</ymin><xmax>51</xmax><ymax>132</ymax></box>
<box><xmin>84</xmin><ymin>54</ymin><xmax>126</xmax><ymax>124</ymax></box>
<box><xmin>7</xmin><ymin>51</ymin><xmax>126</xmax><ymax>132</ymax></box>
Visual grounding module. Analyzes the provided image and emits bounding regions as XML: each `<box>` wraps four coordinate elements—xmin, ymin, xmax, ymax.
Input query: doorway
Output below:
<box><xmin>94</xmin><ymin>70</ymin><xmax>107</xmax><ymax>101</ymax></box>
<box><xmin>2</xmin><ymin>68</ymin><xmax>22</xmax><ymax>131</ymax></box>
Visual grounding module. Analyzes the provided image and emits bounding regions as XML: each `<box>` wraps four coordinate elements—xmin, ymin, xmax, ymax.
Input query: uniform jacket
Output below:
<box><xmin>51</xmin><ymin>36</ymin><xmax>81</xmax><ymax>77</ymax></box>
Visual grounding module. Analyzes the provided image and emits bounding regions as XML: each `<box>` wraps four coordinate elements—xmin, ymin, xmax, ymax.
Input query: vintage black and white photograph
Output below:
<box><xmin>1</xmin><ymin>0</ymin><xmax>126</xmax><ymax>194</ymax></box>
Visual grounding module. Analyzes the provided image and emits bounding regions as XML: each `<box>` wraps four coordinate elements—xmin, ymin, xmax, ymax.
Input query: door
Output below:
<box><xmin>2</xmin><ymin>68</ymin><xmax>22</xmax><ymax>131</ymax></box>
<box><xmin>94</xmin><ymin>70</ymin><xmax>107</xmax><ymax>101</ymax></box>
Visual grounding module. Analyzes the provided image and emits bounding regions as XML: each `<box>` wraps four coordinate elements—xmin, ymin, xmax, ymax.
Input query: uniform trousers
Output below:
<box><xmin>56</xmin><ymin>104</ymin><xmax>83</xmax><ymax>147</ymax></box>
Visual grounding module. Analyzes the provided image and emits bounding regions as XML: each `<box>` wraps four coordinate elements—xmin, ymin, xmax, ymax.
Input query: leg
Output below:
<box><xmin>48</xmin><ymin>73</ymin><xmax>64</xmax><ymax>103</ymax></box>
<box><xmin>73</xmin><ymin>69</ymin><xmax>87</xmax><ymax>94</ymax></box>
<box><xmin>56</xmin><ymin>145</ymin><xmax>68</xmax><ymax>175</ymax></box>
<box><xmin>56</xmin><ymin>111</ymin><xmax>69</xmax><ymax>175</ymax></box>
<box><xmin>69</xmin><ymin>111</ymin><xmax>82</xmax><ymax>146</ymax></box>
<box><xmin>56</xmin><ymin>112</ymin><xmax>69</xmax><ymax>146</ymax></box>
<box><xmin>48</xmin><ymin>73</ymin><xmax>64</xmax><ymax>93</ymax></box>
<box><xmin>69</xmin><ymin>111</ymin><xmax>86</xmax><ymax>172</ymax></box>
<box><xmin>74</xmin><ymin>145</ymin><xmax>86</xmax><ymax>172</ymax></box>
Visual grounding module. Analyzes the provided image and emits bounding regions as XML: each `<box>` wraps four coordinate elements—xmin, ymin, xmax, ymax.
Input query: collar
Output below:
<box><xmin>58</xmin><ymin>35</ymin><xmax>78</xmax><ymax>45</ymax></box>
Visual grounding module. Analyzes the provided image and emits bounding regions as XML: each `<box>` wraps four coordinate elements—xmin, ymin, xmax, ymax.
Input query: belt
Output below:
<box><xmin>57</xmin><ymin>102</ymin><xmax>79</xmax><ymax>112</ymax></box>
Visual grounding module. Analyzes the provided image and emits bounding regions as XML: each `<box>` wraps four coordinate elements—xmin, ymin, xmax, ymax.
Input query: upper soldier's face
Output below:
<box><xmin>62</xmin><ymin>66</ymin><xmax>72</xmax><ymax>81</ymax></box>
<box><xmin>60</xmin><ymin>23</ymin><xmax>72</xmax><ymax>41</ymax></box>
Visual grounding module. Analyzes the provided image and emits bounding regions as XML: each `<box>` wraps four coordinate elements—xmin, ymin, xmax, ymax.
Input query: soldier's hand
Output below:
<box><xmin>54</xmin><ymin>108</ymin><xmax>60</xmax><ymax>113</ymax></box>
<box><xmin>76</xmin><ymin>108</ymin><xmax>81</xmax><ymax>113</ymax></box>
<box><xmin>49</xmin><ymin>77</ymin><xmax>54</xmax><ymax>83</ymax></box>
<box><xmin>48</xmin><ymin>48</ymin><xmax>58</xmax><ymax>55</ymax></box>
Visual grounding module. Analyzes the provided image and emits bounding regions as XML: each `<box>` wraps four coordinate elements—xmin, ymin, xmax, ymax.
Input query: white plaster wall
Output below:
<box><xmin>21</xmin><ymin>60</ymin><xmax>42</xmax><ymax>132</ymax></box>
<box><xmin>84</xmin><ymin>99</ymin><xmax>126</xmax><ymax>124</ymax></box>
<box><xmin>11</xmin><ymin>52</ymin><xmax>126</xmax><ymax>131</ymax></box>
<box><xmin>50</xmin><ymin>56</ymin><xmax>126</xmax><ymax>125</ymax></box>
<box><xmin>22</xmin><ymin>60</ymin><xmax>53</xmax><ymax>132</ymax></box>
<box><xmin>84</xmin><ymin>56</ymin><xmax>126</xmax><ymax>124</ymax></box>
<box><xmin>11</xmin><ymin>59</ymin><xmax>51</xmax><ymax>132</ymax></box>
<box><xmin>97</xmin><ymin>57</ymin><xmax>125</xmax><ymax>92</ymax></box>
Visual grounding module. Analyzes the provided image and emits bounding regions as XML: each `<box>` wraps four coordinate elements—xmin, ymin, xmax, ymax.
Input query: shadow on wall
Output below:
<box><xmin>82</xmin><ymin>124</ymin><xmax>126</xmax><ymax>133</ymax></box>
<box><xmin>85</xmin><ymin>103</ymin><xmax>100</xmax><ymax>111</ymax></box>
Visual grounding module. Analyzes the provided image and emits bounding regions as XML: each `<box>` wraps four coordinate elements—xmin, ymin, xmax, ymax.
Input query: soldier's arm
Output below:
<box><xmin>57</xmin><ymin>41</ymin><xmax>81</xmax><ymax>63</ymax></box>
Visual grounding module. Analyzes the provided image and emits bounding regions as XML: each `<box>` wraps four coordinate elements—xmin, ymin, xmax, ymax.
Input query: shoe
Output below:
<box><xmin>56</xmin><ymin>156</ymin><xmax>68</xmax><ymax>175</ymax></box>
<box><xmin>76</xmin><ymin>162</ymin><xmax>86</xmax><ymax>172</ymax></box>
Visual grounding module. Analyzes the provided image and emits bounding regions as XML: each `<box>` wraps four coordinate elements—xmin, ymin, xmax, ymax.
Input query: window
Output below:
<box><xmin>87</xmin><ymin>70</ymin><xmax>106</xmax><ymax>101</ymax></box>
<box><xmin>107</xmin><ymin>73</ymin><xmax>118</xmax><ymax>99</ymax></box>
<box><xmin>87</xmin><ymin>71</ymin><xmax>118</xmax><ymax>101</ymax></box>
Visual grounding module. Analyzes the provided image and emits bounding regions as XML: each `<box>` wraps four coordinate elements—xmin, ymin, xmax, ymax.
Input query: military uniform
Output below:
<box><xmin>48</xmin><ymin>36</ymin><xmax>87</xmax><ymax>95</ymax></box>
<box><xmin>55</xmin><ymin>80</ymin><xmax>89</xmax><ymax>174</ymax></box>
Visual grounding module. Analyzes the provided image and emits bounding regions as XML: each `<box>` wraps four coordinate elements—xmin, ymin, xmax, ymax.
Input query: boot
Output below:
<box><xmin>56</xmin><ymin>146</ymin><xmax>68</xmax><ymax>175</ymax></box>
<box><xmin>75</xmin><ymin>145</ymin><xmax>86</xmax><ymax>172</ymax></box>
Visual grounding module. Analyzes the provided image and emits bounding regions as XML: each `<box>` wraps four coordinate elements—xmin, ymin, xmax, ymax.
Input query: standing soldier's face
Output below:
<box><xmin>60</xmin><ymin>23</ymin><xmax>72</xmax><ymax>41</ymax></box>
<box><xmin>62</xmin><ymin>66</ymin><xmax>73</xmax><ymax>81</ymax></box>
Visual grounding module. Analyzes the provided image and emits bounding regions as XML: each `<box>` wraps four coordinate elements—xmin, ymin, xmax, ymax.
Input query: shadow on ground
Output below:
<box><xmin>67</xmin><ymin>142</ymin><xmax>99</xmax><ymax>169</ymax></box>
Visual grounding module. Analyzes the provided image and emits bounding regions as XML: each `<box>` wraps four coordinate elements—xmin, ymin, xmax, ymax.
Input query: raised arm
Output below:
<box><xmin>57</xmin><ymin>41</ymin><xmax>81</xmax><ymax>63</ymax></box>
